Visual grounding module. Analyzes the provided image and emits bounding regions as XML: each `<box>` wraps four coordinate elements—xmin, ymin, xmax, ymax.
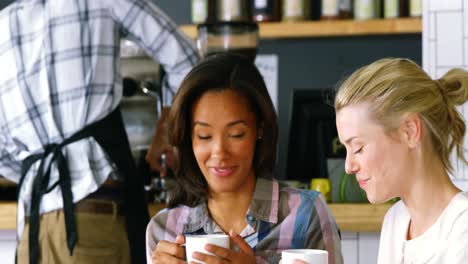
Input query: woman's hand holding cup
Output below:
<box><xmin>152</xmin><ymin>235</ymin><xmax>186</xmax><ymax>264</ymax></box>
<box><xmin>188</xmin><ymin>230</ymin><xmax>256</xmax><ymax>264</ymax></box>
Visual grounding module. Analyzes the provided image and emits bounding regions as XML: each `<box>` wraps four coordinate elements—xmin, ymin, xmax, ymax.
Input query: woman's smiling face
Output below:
<box><xmin>336</xmin><ymin>102</ymin><xmax>410</xmax><ymax>204</ymax></box>
<box><xmin>191</xmin><ymin>89</ymin><xmax>258</xmax><ymax>194</ymax></box>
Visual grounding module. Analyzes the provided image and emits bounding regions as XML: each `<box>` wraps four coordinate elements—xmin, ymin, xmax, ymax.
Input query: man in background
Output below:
<box><xmin>0</xmin><ymin>0</ymin><xmax>198</xmax><ymax>263</ymax></box>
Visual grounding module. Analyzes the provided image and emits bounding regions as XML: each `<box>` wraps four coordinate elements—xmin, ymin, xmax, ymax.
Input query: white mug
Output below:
<box><xmin>185</xmin><ymin>234</ymin><xmax>230</xmax><ymax>264</ymax></box>
<box><xmin>281</xmin><ymin>249</ymin><xmax>328</xmax><ymax>264</ymax></box>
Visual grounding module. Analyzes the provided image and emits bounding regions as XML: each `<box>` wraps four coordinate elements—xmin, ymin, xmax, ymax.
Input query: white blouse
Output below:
<box><xmin>378</xmin><ymin>192</ymin><xmax>468</xmax><ymax>264</ymax></box>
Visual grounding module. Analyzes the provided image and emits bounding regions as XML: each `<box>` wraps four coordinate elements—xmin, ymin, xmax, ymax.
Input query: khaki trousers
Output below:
<box><xmin>17</xmin><ymin>209</ymin><xmax>130</xmax><ymax>264</ymax></box>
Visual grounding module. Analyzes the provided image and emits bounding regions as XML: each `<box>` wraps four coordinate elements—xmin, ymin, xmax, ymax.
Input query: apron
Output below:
<box><xmin>17</xmin><ymin>107</ymin><xmax>149</xmax><ymax>264</ymax></box>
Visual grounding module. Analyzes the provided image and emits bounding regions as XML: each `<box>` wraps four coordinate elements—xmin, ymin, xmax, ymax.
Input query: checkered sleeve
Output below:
<box><xmin>0</xmin><ymin>105</ymin><xmax>21</xmax><ymax>182</ymax></box>
<box><xmin>106</xmin><ymin>0</ymin><xmax>199</xmax><ymax>103</ymax></box>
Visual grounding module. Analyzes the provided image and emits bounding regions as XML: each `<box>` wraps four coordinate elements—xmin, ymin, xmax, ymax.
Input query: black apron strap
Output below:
<box><xmin>18</xmin><ymin>107</ymin><xmax>149</xmax><ymax>264</ymax></box>
<box><xmin>90</xmin><ymin>108</ymin><xmax>149</xmax><ymax>264</ymax></box>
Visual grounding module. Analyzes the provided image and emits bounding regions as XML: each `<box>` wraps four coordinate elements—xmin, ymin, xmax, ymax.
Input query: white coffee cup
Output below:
<box><xmin>281</xmin><ymin>249</ymin><xmax>328</xmax><ymax>264</ymax></box>
<box><xmin>185</xmin><ymin>234</ymin><xmax>230</xmax><ymax>264</ymax></box>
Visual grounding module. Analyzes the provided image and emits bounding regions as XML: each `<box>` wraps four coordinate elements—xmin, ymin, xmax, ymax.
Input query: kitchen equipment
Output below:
<box><xmin>119</xmin><ymin>38</ymin><xmax>163</xmax><ymax>155</ymax></box>
<box><xmin>252</xmin><ymin>0</ymin><xmax>281</xmax><ymax>22</ymax></box>
<box><xmin>286</xmin><ymin>90</ymin><xmax>345</xmax><ymax>183</ymax></box>
<box><xmin>120</xmin><ymin>76</ymin><xmax>171</xmax><ymax>203</ymax></box>
<box><xmin>121</xmin><ymin>77</ymin><xmax>162</xmax><ymax>152</ymax></box>
<box><xmin>217</xmin><ymin>0</ymin><xmax>251</xmax><ymax>22</ymax></box>
<box><xmin>384</xmin><ymin>0</ymin><xmax>408</xmax><ymax>18</ymax></box>
<box><xmin>321</xmin><ymin>0</ymin><xmax>340</xmax><ymax>19</ymax></box>
<box><xmin>339</xmin><ymin>173</ymin><xmax>367</xmax><ymax>203</ymax></box>
<box><xmin>310</xmin><ymin>178</ymin><xmax>331</xmax><ymax>202</ymax></box>
<box><xmin>120</xmin><ymin>39</ymin><xmax>148</xmax><ymax>58</ymax></box>
<box><xmin>119</xmin><ymin>40</ymin><xmax>170</xmax><ymax>203</ymax></box>
<box><xmin>0</xmin><ymin>177</ymin><xmax>17</xmax><ymax>201</ymax></box>
<box><xmin>327</xmin><ymin>158</ymin><xmax>368</xmax><ymax>203</ymax></box>
<box><xmin>354</xmin><ymin>0</ymin><xmax>382</xmax><ymax>20</ymax></box>
<box><xmin>409</xmin><ymin>0</ymin><xmax>422</xmax><ymax>17</ymax></box>
<box><xmin>191</xmin><ymin>0</ymin><xmax>216</xmax><ymax>24</ymax></box>
<box><xmin>196</xmin><ymin>21</ymin><xmax>259</xmax><ymax>62</ymax></box>
<box><xmin>282</xmin><ymin>0</ymin><xmax>311</xmax><ymax>21</ymax></box>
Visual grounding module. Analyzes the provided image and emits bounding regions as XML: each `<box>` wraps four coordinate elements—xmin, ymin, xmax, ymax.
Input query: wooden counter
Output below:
<box><xmin>0</xmin><ymin>202</ymin><xmax>391</xmax><ymax>232</ymax></box>
<box><xmin>148</xmin><ymin>203</ymin><xmax>391</xmax><ymax>232</ymax></box>
<box><xmin>328</xmin><ymin>203</ymin><xmax>392</xmax><ymax>232</ymax></box>
<box><xmin>0</xmin><ymin>202</ymin><xmax>17</xmax><ymax>230</ymax></box>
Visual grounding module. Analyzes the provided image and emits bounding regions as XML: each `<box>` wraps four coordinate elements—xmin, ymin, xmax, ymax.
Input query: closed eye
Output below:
<box><xmin>197</xmin><ymin>135</ymin><xmax>211</xmax><ymax>140</ymax></box>
<box><xmin>229</xmin><ymin>133</ymin><xmax>245</xmax><ymax>138</ymax></box>
<box><xmin>354</xmin><ymin>147</ymin><xmax>363</xmax><ymax>154</ymax></box>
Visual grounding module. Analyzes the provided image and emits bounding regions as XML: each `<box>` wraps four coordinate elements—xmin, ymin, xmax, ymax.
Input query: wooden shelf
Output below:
<box><xmin>180</xmin><ymin>18</ymin><xmax>421</xmax><ymax>39</ymax></box>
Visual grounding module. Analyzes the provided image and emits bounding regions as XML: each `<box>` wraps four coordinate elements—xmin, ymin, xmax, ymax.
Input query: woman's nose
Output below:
<box><xmin>345</xmin><ymin>155</ymin><xmax>358</xmax><ymax>174</ymax></box>
<box><xmin>211</xmin><ymin>137</ymin><xmax>229</xmax><ymax>157</ymax></box>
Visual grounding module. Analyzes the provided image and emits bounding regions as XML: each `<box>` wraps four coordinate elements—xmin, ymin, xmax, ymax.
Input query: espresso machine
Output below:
<box><xmin>120</xmin><ymin>39</ymin><xmax>168</xmax><ymax>204</ymax></box>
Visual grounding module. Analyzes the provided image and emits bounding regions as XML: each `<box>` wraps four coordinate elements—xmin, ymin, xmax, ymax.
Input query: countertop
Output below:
<box><xmin>0</xmin><ymin>202</ymin><xmax>392</xmax><ymax>232</ymax></box>
<box><xmin>147</xmin><ymin>203</ymin><xmax>392</xmax><ymax>232</ymax></box>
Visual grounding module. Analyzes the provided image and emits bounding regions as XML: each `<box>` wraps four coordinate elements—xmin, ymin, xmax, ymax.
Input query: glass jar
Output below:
<box><xmin>338</xmin><ymin>0</ymin><xmax>352</xmax><ymax>19</ymax></box>
<box><xmin>217</xmin><ymin>0</ymin><xmax>251</xmax><ymax>22</ymax></box>
<box><xmin>252</xmin><ymin>0</ymin><xmax>281</xmax><ymax>22</ymax></box>
<box><xmin>282</xmin><ymin>0</ymin><xmax>311</xmax><ymax>21</ymax></box>
<box><xmin>384</xmin><ymin>0</ymin><xmax>408</xmax><ymax>18</ymax></box>
<box><xmin>192</xmin><ymin>0</ymin><xmax>208</xmax><ymax>24</ymax></box>
<box><xmin>192</xmin><ymin>0</ymin><xmax>216</xmax><ymax>24</ymax></box>
<box><xmin>354</xmin><ymin>0</ymin><xmax>381</xmax><ymax>20</ymax></box>
<box><xmin>409</xmin><ymin>0</ymin><xmax>422</xmax><ymax>17</ymax></box>
<box><xmin>321</xmin><ymin>0</ymin><xmax>352</xmax><ymax>20</ymax></box>
<box><xmin>321</xmin><ymin>0</ymin><xmax>340</xmax><ymax>19</ymax></box>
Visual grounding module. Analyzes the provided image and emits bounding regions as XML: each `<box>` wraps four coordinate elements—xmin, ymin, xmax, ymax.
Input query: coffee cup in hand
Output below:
<box><xmin>185</xmin><ymin>234</ymin><xmax>230</xmax><ymax>264</ymax></box>
<box><xmin>282</xmin><ymin>249</ymin><xmax>328</xmax><ymax>264</ymax></box>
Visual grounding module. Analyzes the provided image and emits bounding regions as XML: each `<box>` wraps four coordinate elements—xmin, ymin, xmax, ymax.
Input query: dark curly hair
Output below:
<box><xmin>167</xmin><ymin>53</ymin><xmax>278</xmax><ymax>208</ymax></box>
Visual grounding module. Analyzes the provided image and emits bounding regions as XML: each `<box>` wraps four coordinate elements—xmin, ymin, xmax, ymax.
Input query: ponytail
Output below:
<box><xmin>438</xmin><ymin>68</ymin><xmax>468</xmax><ymax>167</ymax></box>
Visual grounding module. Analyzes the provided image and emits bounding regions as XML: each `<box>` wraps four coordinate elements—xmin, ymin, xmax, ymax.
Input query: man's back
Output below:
<box><xmin>0</xmin><ymin>1</ymin><xmax>198</xmax><ymax>263</ymax></box>
<box><xmin>0</xmin><ymin>0</ymin><xmax>197</xmax><ymax>236</ymax></box>
<box><xmin>0</xmin><ymin>0</ymin><xmax>121</xmax><ymax>149</ymax></box>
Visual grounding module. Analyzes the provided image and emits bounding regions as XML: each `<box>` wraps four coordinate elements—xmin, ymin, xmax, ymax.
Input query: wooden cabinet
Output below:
<box><xmin>0</xmin><ymin>230</ymin><xmax>16</xmax><ymax>263</ymax></box>
<box><xmin>342</xmin><ymin>232</ymin><xmax>381</xmax><ymax>264</ymax></box>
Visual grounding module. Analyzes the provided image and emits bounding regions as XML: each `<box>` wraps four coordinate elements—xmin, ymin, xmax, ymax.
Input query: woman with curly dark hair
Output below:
<box><xmin>146</xmin><ymin>53</ymin><xmax>343</xmax><ymax>264</ymax></box>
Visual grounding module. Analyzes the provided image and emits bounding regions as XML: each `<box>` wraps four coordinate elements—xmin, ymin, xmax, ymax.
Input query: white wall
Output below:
<box><xmin>423</xmin><ymin>0</ymin><xmax>468</xmax><ymax>190</ymax></box>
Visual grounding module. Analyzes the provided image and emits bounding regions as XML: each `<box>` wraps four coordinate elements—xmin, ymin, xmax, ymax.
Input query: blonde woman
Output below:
<box><xmin>334</xmin><ymin>58</ymin><xmax>468</xmax><ymax>263</ymax></box>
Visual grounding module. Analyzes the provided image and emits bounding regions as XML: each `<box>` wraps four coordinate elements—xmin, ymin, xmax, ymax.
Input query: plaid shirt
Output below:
<box><xmin>0</xmin><ymin>0</ymin><xmax>198</xmax><ymax>238</ymax></box>
<box><xmin>146</xmin><ymin>178</ymin><xmax>344</xmax><ymax>264</ymax></box>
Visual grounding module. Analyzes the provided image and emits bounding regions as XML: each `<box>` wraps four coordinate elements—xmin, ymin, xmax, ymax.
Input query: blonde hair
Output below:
<box><xmin>335</xmin><ymin>58</ymin><xmax>468</xmax><ymax>173</ymax></box>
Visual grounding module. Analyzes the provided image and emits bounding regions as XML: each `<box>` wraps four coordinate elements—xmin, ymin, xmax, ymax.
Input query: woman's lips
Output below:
<box><xmin>357</xmin><ymin>178</ymin><xmax>369</xmax><ymax>188</ymax></box>
<box><xmin>210</xmin><ymin>166</ymin><xmax>236</xmax><ymax>177</ymax></box>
